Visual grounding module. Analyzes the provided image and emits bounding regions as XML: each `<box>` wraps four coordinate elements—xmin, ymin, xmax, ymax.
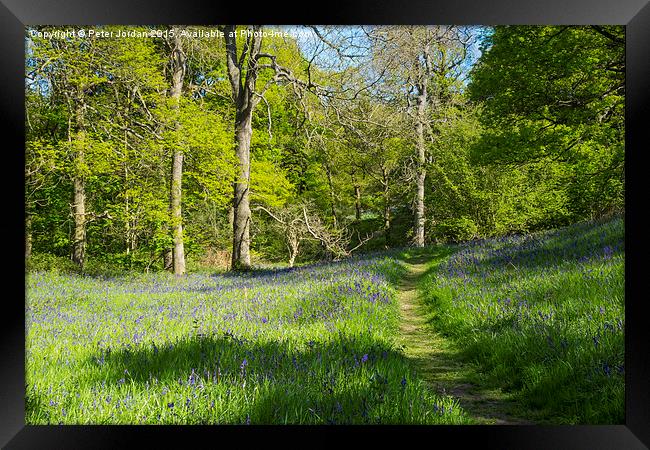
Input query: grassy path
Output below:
<box><xmin>396</xmin><ymin>250</ymin><xmax>532</xmax><ymax>425</ymax></box>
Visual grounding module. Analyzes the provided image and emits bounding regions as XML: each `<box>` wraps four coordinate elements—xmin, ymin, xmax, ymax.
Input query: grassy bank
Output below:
<box><xmin>420</xmin><ymin>216</ymin><xmax>625</xmax><ymax>424</ymax></box>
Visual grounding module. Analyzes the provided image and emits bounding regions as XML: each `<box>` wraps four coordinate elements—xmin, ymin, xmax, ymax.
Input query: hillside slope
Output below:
<box><xmin>420</xmin><ymin>216</ymin><xmax>625</xmax><ymax>424</ymax></box>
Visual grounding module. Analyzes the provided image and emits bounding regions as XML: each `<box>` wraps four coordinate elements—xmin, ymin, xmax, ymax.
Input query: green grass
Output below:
<box><xmin>419</xmin><ymin>216</ymin><xmax>625</xmax><ymax>424</ymax></box>
<box><xmin>26</xmin><ymin>255</ymin><xmax>469</xmax><ymax>425</ymax></box>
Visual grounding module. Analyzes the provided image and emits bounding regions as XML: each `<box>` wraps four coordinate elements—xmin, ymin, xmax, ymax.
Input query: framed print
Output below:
<box><xmin>2</xmin><ymin>0</ymin><xmax>649</xmax><ymax>447</ymax></box>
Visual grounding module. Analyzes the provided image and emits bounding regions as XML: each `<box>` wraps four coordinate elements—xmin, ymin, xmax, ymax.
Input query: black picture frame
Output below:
<box><xmin>2</xmin><ymin>0</ymin><xmax>648</xmax><ymax>448</ymax></box>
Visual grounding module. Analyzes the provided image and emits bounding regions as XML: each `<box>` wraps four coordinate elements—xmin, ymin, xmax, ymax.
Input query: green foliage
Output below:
<box><xmin>26</xmin><ymin>253</ymin><xmax>79</xmax><ymax>274</ymax></box>
<box><xmin>468</xmin><ymin>26</ymin><xmax>624</xmax><ymax>221</ymax></box>
<box><xmin>250</xmin><ymin>158</ymin><xmax>295</xmax><ymax>208</ymax></box>
<box><xmin>434</xmin><ymin>217</ymin><xmax>478</xmax><ymax>243</ymax></box>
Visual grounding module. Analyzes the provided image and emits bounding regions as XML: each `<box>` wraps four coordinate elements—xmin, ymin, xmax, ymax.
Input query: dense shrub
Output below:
<box><xmin>434</xmin><ymin>217</ymin><xmax>478</xmax><ymax>243</ymax></box>
<box><xmin>26</xmin><ymin>253</ymin><xmax>79</xmax><ymax>274</ymax></box>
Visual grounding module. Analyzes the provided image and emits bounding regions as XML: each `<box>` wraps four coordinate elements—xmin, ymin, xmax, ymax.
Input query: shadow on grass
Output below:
<box><xmin>81</xmin><ymin>332</ymin><xmax>422</xmax><ymax>424</ymax></box>
<box><xmin>215</xmin><ymin>265</ymin><xmax>300</xmax><ymax>280</ymax></box>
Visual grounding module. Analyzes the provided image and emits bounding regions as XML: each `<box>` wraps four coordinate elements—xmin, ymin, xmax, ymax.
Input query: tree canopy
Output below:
<box><xmin>25</xmin><ymin>25</ymin><xmax>625</xmax><ymax>273</ymax></box>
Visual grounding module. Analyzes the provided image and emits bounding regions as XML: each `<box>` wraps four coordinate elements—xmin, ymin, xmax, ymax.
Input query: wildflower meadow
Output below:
<box><xmin>26</xmin><ymin>256</ymin><xmax>468</xmax><ymax>424</ymax></box>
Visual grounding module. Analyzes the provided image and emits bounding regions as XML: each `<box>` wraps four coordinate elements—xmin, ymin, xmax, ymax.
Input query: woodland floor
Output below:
<box><xmin>396</xmin><ymin>250</ymin><xmax>533</xmax><ymax>425</ymax></box>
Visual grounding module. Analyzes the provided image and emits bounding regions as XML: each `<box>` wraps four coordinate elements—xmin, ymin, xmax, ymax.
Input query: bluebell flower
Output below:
<box><xmin>603</xmin><ymin>363</ymin><xmax>611</xmax><ymax>377</ymax></box>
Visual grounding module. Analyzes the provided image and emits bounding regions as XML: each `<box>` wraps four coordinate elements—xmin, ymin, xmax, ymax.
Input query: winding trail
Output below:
<box><xmin>396</xmin><ymin>251</ymin><xmax>532</xmax><ymax>425</ymax></box>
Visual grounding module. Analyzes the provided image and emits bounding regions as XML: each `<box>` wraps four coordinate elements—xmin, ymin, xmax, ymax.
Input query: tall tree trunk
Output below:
<box><xmin>354</xmin><ymin>184</ymin><xmax>362</xmax><ymax>221</ymax></box>
<box><xmin>224</xmin><ymin>25</ymin><xmax>262</xmax><ymax>271</ymax></box>
<box><xmin>25</xmin><ymin>214</ymin><xmax>32</xmax><ymax>260</ymax></box>
<box><xmin>169</xmin><ymin>30</ymin><xmax>186</xmax><ymax>275</ymax></box>
<box><xmin>351</xmin><ymin>172</ymin><xmax>361</xmax><ymax>221</ymax></box>
<box><xmin>232</xmin><ymin>109</ymin><xmax>253</xmax><ymax>270</ymax></box>
<box><xmin>325</xmin><ymin>163</ymin><xmax>338</xmax><ymax>228</ymax></box>
<box><xmin>72</xmin><ymin>161</ymin><xmax>87</xmax><ymax>267</ymax></box>
<box><xmin>382</xmin><ymin>167</ymin><xmax>391</xmax><ymax>245</ymax></box>
<box><xmin>161</xmin><ymin>172</ymin><xmax>173</xmax><ymax>271</ymax></box>
<box><xmin>170</xmin><ymin>151</ymin><xmax>185</xmax><ymax>275</ymax></box>
<box><xmin>124</xmin><ymin>158</ymin><xmax>133</xmax><ymax>259</ymax></box>
<box><xmin>71</xmin><ymin>101</ymin><xmax>87</xmax><ymax>268</ymax></box>
<box><xmin>414</xmin><ymin>83</ymin><xmax>428</xmax><ymax>248</ymax></box>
